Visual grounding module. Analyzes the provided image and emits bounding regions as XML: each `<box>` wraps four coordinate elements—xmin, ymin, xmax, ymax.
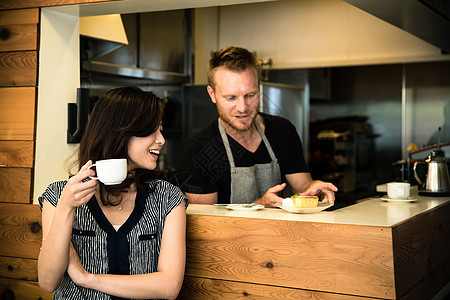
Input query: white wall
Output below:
<box><xmin>193</xmin><ymin>7</ymin><xmax>219</xmax><ymax>84</ymax></box>
<box><xmin>194</xmin><ymin>0</ymin><xmax>449</xmax><ymax>84</ymax></box>
<box><xmin>34</xmin><ymin>7</ymin><xmax>80</xmax><ymax>203</ymax></box>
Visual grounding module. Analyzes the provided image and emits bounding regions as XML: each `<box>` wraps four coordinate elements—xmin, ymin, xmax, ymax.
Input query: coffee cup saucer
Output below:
<box><xmin>380</xmin><ymin>196</ymin><xmax>417</xmax><ymax>203</ymax></box>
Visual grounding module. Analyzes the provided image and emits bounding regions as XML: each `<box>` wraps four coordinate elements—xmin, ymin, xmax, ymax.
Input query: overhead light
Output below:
<box><xmin>80</xmin><ymin>14</ymin><xmax>128</xmax><ymax>45</ymax></box>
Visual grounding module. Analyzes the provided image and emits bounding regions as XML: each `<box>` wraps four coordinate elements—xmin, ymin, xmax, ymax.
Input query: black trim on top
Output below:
<box><xmin>86</xmin><ymin>194</ymin><xmax>147</xmax><ymax>300</ymax></box>
<box><xmin>119</xmin><ymin>191</ymin><xmax>146</xmax><ymax>233</ymax></box>
<box><xmin>86</xmin><ymin>192</ymin><xmax>146</xmax><ymax>278</ymax></box>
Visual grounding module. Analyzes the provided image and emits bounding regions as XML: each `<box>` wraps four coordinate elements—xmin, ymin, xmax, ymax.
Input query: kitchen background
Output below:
<box><xmin>34</xmin><ymin>0</ymin><xmax>450</xmax><ymax>204</ymax></box>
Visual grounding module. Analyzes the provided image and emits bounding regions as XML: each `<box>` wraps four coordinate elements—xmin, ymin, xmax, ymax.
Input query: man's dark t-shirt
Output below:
<box><xmin>180</xmin><ymin>113</ymin><xmax>309</xmax><ymax>204</ymax></box>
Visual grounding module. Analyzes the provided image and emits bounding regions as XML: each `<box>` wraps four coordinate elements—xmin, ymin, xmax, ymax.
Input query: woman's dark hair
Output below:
<box><xmin>76</xmin><ymin>86</ymin><xmax>164</xmax><ymax>206</ymax></box>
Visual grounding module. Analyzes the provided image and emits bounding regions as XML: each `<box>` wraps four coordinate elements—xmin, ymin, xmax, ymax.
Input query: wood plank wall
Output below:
<box><xmin>0</xmin><ymin>7</ymin><xmax>38</xmax><ymax>196</ymax></box>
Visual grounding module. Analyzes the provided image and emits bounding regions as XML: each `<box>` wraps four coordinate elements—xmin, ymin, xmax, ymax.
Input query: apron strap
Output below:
<box><xmin>218</xmin><ymin>118</ymin><xmax>236</xmax><ymax>168</ymax></box>
<box><xmin>254</xmin><ymin>119</ymin><xmax>278</xmax><ymax>162</ymax></box>
<box><xmin>218</xmin><ymin>117</ymin><xmax>278</xmax><ymax>167</ymax></box>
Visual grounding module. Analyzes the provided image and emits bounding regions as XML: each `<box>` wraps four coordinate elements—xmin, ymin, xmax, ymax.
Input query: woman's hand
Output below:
<box><xmin>67</xmin><ymin>244</ymin><xmax>91</xmax><ymax>287</ymax></box>
<box><xmin>301</xmin><ymin>180</ymin><xmax>338</xmax><ymax>204</ymax></box>
<box><xmin>59</xmin><ymin>161</ymin><xmax>97</xmax><ymax>210</ymax></box>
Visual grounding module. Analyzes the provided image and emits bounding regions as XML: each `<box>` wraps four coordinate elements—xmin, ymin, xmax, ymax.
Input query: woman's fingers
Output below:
<box><xmin>80</xmin><ymin>160</ymin><xmax>93</xmax><ymax>171</ymax></box>
<box><xmin>61</xmin><ymin>162</ymin><xmax>98</xmax><ymax>208</ymax></box>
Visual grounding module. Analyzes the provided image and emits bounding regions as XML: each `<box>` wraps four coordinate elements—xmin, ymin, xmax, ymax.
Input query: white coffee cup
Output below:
<box><xmin>88</xmin><ymin>158</ymin><xmax>127</xmax><ymax>185</ymax></box>
<box><xmin>387</xmin><ymin>182</ymin><xmax>410</xmax><ymax>199</ymax></box>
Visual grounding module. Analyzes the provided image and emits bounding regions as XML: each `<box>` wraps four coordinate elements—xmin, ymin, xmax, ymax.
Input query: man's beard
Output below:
<box><xmin>218</xmin><ymin>110</ymin><xmax>258</xmax><ymax>132</ymax></box>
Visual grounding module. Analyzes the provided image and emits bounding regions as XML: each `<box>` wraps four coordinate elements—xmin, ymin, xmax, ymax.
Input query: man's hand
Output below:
<box><xmin>255</xmin><ymin>183</ymin><xmax>287</xmax><ymax>208</ymax></box>
<box><xmin>301</xmin><ymin>180</ymin><xmax>338</xmax><ymax>205</ymax></box>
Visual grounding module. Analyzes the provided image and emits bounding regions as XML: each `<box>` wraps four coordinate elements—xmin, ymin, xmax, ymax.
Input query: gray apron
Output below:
<box><xmin>218</xmin><ymin>118</ymin><xmax>281</xmax><ymax>204</ymax></box>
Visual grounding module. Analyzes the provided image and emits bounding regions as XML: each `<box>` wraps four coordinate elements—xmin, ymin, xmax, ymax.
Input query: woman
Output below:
<box><xmin>38</xmin><ymin>87</ymin><xmax>187</xmax><ymax>299</ymax></box>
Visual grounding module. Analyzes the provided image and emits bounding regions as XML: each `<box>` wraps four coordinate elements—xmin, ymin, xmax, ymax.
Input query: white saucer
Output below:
<box><xmin>275</xmin><ymin>202</ymin><xmax>332</xmax><ymax>214</ymax></box>
<box><xmin>381</xmin><ymin>197</ymin><xmax>417</xmax><ymax>203</ymax></box>
<box><xmin>226</xmin><ymin>204</ymin><xmax>265</xmax><ymax>211</ymax></box>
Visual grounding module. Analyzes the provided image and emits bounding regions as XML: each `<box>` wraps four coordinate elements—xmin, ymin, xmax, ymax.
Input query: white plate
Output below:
<box><xmin>226</xmin><ymin>204</ymin><xmax>265</xmax><ymax>211</ymax></box>
<box><xmin>381</xmin><ymin>197</ymin><xmax>417</xmax><ymax>203</ymax></box>
<box><xmin>275</xmin><ymin>202</ymin><xmax>332</xmax><ymax>214</ymax></box>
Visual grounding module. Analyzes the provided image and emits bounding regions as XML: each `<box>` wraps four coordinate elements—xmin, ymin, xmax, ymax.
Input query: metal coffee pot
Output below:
<box><xmin>413</xmin><ymin>149</ymin><xmax>450</xmax><ymax>195</ymax></box>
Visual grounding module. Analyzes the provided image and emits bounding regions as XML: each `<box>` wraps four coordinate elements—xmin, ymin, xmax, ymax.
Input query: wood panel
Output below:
<box><xmin>0</xmin><ymin>0</ymin><xmax>115</xmax><ymax>11</ymax></box>
<box><xmin>179</xmin><ymin>276</ymin><xmax>370</xmax><ymax>300</ymax></box>
<box><xmin>0</xmin><ymin>24</ymin><xmax>38</xmax><ymax>52</ymax></box>
<box><xmin>393</xmin><ymin>202</ymin><xmax>450</xmax><ymax>298</ymax></box>
<box><xmin>0</xmin><ymin>8</ymin><xmax>39</xmax><ymax>26</ymax></box>
<box><xmin>0</xmin><ymin>87</ymin><xmax>36</xmax><ymax>140</ymax></box>
<box><xmin>399</xmin><ymin>258</ymin><xmax>450</xmax><ymax>300</ymax></box>
<box><xmin>0</xmin><ymin>168</ymin><xmax>32</xmax><ymax>203</ymax></box>
<box><xmin>0</xmin><ymin>6</ymin><xmax>44</xmax><ymax>300</ymax></box>
<box><xmin>0</xmin><ymin>278</ymin><xmax>52</xmax><ymax>300</ymax></box>
<box><xmin>0</xmin><ymin>51</ymin><xmax>38</xmax><ymax>87</ymax></box>
<box><xmin>0</xmin><ymin>141</ymin><xmax>34</xmax><ymax>167</ymax></box>
<box><xmin>185</xmin><ymin>215</ymin><xmax>395</xmax><ymax>299</ymax></box>
<box><xmin>0</xmin><ymin>256</ymin><xmax>38</xmax><ymax>281</ymax></box>
<box><xmin>0</xmin><ymin>203</ymin><xmax>42</xmax><ymax>259</ymax></box>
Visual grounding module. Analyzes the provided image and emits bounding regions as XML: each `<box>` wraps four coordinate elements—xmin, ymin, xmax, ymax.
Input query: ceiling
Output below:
<box><xmin>74</xmin><ymin>0</ymin><xmax>450</xmax><ymax>53</ymax></box>
<box><xmin>78</xmin><ymin>0</ymin><xmax>276</xmax><ymax>16</ymax></box>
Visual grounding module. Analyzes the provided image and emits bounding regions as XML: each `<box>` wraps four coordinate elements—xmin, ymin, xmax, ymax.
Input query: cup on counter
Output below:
<box><xmin>88</xmin><ymin>158</ymin><xmax>127</xmax><ymax>185</ymax></box>
<box><xmin>387</xmin><ymin>182</ymin><xmax>410</xmax><ymax>199</ymax></box>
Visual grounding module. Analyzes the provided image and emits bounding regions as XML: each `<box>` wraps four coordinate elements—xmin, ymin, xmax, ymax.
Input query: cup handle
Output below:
<box><xmin>88</xmin><ymin>164</ymin><xmax>98</xmax><ymax>180</ymax></box>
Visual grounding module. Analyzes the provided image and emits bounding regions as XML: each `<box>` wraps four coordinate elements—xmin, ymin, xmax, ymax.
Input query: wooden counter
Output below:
<box><xmin>178</xmin><ymin>192</ymin><xmax>450</xmax><ymax>299</ymax></box>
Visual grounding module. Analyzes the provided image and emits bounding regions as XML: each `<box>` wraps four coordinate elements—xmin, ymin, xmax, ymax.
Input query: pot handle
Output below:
<box><xmin>413</xmin><ymin>162</ymin><xmax>427</xmax><ymax>185</ymax></box>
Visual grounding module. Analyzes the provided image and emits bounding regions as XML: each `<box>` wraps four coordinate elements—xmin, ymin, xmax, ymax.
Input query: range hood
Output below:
<box><xmin>344</xmin><ymin>0</ymin><xmax>450</xmax><ymax>53</ymax></box>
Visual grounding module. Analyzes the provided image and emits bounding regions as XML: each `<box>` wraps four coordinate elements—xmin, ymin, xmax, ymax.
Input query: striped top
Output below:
<box><xmin>38</xmin><ymin>179</ymin><xmax>188</xmax><ymax>300</ymax></box>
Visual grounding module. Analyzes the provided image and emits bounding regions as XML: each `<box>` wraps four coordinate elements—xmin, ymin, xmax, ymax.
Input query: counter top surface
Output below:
<box><xmin>186</xmin><ymin>190</ymin><xmax>450</xmax><ymax>227</ymax></box>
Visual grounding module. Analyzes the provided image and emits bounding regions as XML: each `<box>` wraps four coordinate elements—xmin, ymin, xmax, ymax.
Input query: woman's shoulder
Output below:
<box><xmin>47</xmin><ymin>180</ymin><xmax>68</xmax><ymax>193</ymax></box>
<box><xmin>146</xmin><ymin>179</ymin><xmax>188</xmax><ymax>208</ymax></box>
<box><xmin>38</xmin><ymin>180</ymin><xmax>68</xmax><ymax>209</ymax></box>
<box><xmin>42</xmin><ymin>180</ymin><xmax>68</xmax><ymax>194</ymax></box>
<box><xmin>149</xmin><ymin>179</ymin><xmax>184</xmax><ymax>195</ymax></box>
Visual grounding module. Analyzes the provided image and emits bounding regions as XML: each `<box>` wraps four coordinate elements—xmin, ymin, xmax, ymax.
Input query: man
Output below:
<box><xmin>181</xmin><ymin>46</ymin><xmax>337</xmax><ymax>207</ymax></box>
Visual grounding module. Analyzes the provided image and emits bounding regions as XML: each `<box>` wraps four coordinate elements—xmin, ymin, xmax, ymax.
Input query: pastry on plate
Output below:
<box><xmin>282</xmin><ymin>194</ymin><xmax>319</xmax><ymax>207</ymax></box>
